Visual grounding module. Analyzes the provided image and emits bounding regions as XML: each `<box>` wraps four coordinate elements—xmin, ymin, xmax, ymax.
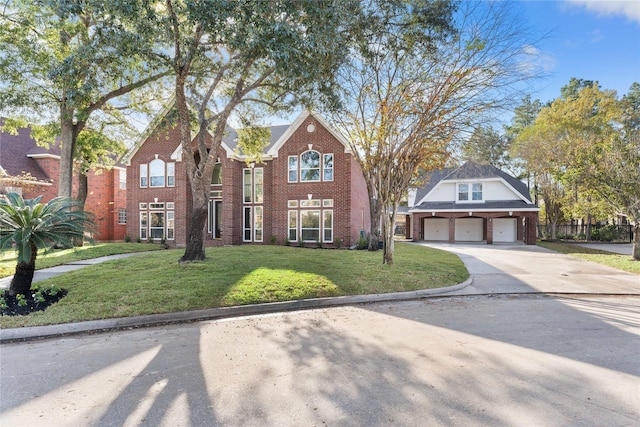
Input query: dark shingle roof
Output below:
<box><xmin>413</xmin><ymin>161</ymin><xmax>533</xmax><ymax>207</ymax></box>
<box><xmin>222</xmin><ymin>124</ymin><xmax>291</xmax><ymax>155</ymax></box>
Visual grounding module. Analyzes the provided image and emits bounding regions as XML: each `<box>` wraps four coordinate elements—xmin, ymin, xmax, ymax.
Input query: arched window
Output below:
<box><xmin>149</xmin><ymin>159</ymin><xmax>165</xmax><ymax>187</ymax></box>
<box><xmin>300</xmin><ymin>150</ymin><xmax>320</xmax><ymax>182</ymax></box>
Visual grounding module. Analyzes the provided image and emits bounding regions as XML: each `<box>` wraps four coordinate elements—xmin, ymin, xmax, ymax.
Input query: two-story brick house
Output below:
<box><xmin>125</xmin><ymin>110</ymin><xmax>371</xmax><ymax>247</ymax></box>
<box><xmin>0</xmin><ymin>118</ymin><xmax>127</xmax><ymax>241</ymax></box>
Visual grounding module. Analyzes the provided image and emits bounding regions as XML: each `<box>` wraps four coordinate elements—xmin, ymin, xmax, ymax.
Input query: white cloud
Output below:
<box><xmin>566</xmin><ymin>0</ymin><xmax>640</xmax><ymax>23</ymax></box>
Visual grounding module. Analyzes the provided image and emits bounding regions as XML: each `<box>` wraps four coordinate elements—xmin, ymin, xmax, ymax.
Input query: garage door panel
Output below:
<box><xmin>493</xmin><ymin>218</ymin><xmax>516</xmax><ymax>242</ymax></box>
<box><xmin>424</xmin><ymin>218</ymin><xmax>449</xmax><ymax>241</ymax></box>
<box><xmin>455</xmin><ymin>218</ymin><xmax>483</xmax><ymax>241</ymax></box>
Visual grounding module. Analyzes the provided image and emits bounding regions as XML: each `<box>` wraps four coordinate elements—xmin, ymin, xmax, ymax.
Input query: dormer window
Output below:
<box><xmin>458</xmin><ymin>183</ymin><xmax>483</xmax><ymax>202</ymax></box>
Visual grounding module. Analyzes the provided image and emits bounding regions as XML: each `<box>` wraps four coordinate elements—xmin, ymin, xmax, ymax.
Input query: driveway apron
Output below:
<box><xmin>419</xmin><ymin>243</ymin><xmax>639</xmax><ymax>295</ymax></box>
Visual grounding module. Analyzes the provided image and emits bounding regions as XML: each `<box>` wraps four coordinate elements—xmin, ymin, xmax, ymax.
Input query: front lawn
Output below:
<box><xmin>537</xmin><ymin>241</ymin><xmax>639</xmax><ymax>274</ymax></box>
<box><xmin>0</xmin><ymin>243</ymin><xmax>468</xmax><ymax>328</ymax></box>
<box><xmin>0</xmin><ymin>243</ymin><xmax>163</xmax><ymax>278</ymax></box>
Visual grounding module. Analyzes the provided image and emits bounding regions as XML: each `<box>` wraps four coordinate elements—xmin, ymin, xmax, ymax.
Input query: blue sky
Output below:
<box><xmin>519</xmin><ymin>0</ymin><xmax>639</xmax><ymax>103</ymax></box>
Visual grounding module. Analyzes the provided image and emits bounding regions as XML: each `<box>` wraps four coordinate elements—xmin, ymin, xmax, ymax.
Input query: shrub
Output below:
<box><xmin>335</xmin><ymin>238</ymin><xmax>342</xmax><ymax>249</ymax></box>
<box><xmin>285</xmin><ymin>237</ymin><xmax>291</xmax><ymax>246</ymax></box>
<box><xmin>356</xmin><ymin>235</ymin><xmax>368</xmax><ymax>250</ymax></box>
<box><xmin>124</xmin><ymin>235</ymin><xmax>131</xmax><ymax>243</ymax></box>
<box><xmin>270</xmin><ymin>235</ymin><xmax>277</xmax><ymax>245</ymax></box>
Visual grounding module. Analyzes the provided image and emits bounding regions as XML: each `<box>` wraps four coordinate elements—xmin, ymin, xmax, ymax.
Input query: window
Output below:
<box><xmin>140</xmin><ymin>212</ymin><xmax>148</xmax><ymax>239</ymax></box>
<box><xmin>167</xmin><ymin>162</ymin><xmax>175</xmax><ymax>187</ymax></box>
<box><xmin>472</xmin><ymin>183</ymin><xmax>483</xmax><ymax>201</ymax></box>
<box><xmin>289</xmin><ymin>151</ymin><xmax>334</xmax><ymax>183</ymax></box>
<box><xmin>167</xmin><ymin>212</ymin><xmax>175</xmax><ymax>240</ymax></box>
<box><xmin>323</xmin><ymin>210</ymin><xmax>333</xmax><ymax>242</ymax></box>
<box><xmin>139</xmin><ymin>203</ymin><xmax>174</xmax><ymax>240</ymax></box>
<box><xmin>288</xmin><ymin>156</ymin><xmax>298</xmax><ymax>182</ymax></box>
<box><xmin>301</xmin><ymin>199</ymin><xmax>321</xmax><ymax>208</ymax></box>
<box><xmin>300</xmin><ymin>150</ymin><xmax>320</xmax><ymax>181</ymax></box>
<box><xmin>149</xmin><ymin>159</ymin><xmax>165</xmax><ymax>187</ymax></box>
<box><xmin>288</xmin><ymin>211</ymin><xmax>297</xmax><ymax>242</ymax></box>
<box><xmin>243</xmin><ymin>169</ymin><xmax>252</xmax><ymax>203</ymax></box>
<box><xmin>323</xmin><ymin>199</ymin><xmax>333</xmax><ymax>207</ymax></box>
<box><xmin>149</xmin><ymin>212</ymin><xmax>165</xmax><ymax>238</ymax></box>
<box><xmin>458</xmin><ymin>183</ymin><xmax>468</xmax><ymax>201</ymax></box>
<box><xmin>140</xmin><ymin>164</ymin><xmax>148</xmax><ymax>188</ymax></box>
<box><xmin>301</xmin><ymin>210</ymin><xmax>320</xmax><ymax>241</ymax></box>
<box><xmin>211</xmin><ymin>163</ymin><xmax>222</xmax><ymax>184</ymax></box>
<box><xmin>243</xmin><ymin>207</ymin><xmax>252</xmax><ymax>241</ymax></box>
<box><xmin>254</xmin><ymin>206</ymin><xmax>263</xmax><ymax>242</ymax></box>
<box><xmin>458</xmin><ymin>183</ymin><xmax>483</xmax><ymax>202</ymax></box>
<box><xmin>323</xmin><ymin>154</ymin><xmax>334</xmax><ymax>181</ymax></box>
<box><xmin>119</xmin><ymin>170</ymin><xmax>126</xmax><ymax>190</ymax></box>
<box><xmin>288</xmin><ymin>200</ymin><xmax>298</xmax><ymax>208</ymax></box>
<box><xmin>118</xmin><ymin>209</ymin><xmax>127</xmax><ymax>225</ymax></box>
<box><xmin>254</xmin><ymin>168</ymin><xmax>263</xmax><ymax>203</ymax></box>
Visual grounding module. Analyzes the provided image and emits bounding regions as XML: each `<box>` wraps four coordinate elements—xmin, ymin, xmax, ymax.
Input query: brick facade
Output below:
<box><xmin>0</xmin><ymin>122</ymin><xmax>126</xmax><ymax>241</ymax></box>
<box><xmin>125</xmin><ymin>111</ymin><xmax>371</xmax><ymax>248</ymax></box>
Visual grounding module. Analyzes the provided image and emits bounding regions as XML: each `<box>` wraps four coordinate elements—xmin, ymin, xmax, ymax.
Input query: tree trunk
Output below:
<box><xmin>382</xmin><ymin>212</ymin><xmax>396</xmax><ymax>265</ymax></box>
<box><xmin>368</xmin><ymin>197</ymin><xmax>381</xmax><ymax>251</ymax></box>
<box><xmin>586</xmin><ymin>214</ymin><xmax>592</xmax><ymax>241</ymax></box>
<box><xmin>632</xmin><ymin>224</ymin><xmax>639</xmax><ymax>261</ymax></box>
<box><xmin>59</xmin><ymin>111</ymin><xmax>76</xmax><ymax>199</ymax></box>
<box><xmin>9</xmin><ymin>242</ymin><xmax>37</xmax><ymax>296</ymax></box>
<box><xmin>180</xmin><ymin>201</ymin><xmax>208</xmax><ymax>262</ymax></box>
<box><xmin>73</xmin><ymin>171</ymin><xmax>89</xmax><ymax>247</ymax></box>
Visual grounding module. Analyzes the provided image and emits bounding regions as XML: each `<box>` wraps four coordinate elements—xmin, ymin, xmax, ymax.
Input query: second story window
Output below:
<box><xmin>289</xmin><ymin>150</ymin><xmax>334</xmax><ymax>183</ymax></box>
<box><xmin>139</xmin><ymin>158</ymin><xmax>176</xmax><ymax>188</ymax></box>
<box><xmin>211</xmin><ymin>163</ymin><xmax>222</xmax><ymax>184</ymax></box>
<box><xmin>300</xmin><ymin>150</ymin><xmax>320</xmax><ymax>181</ymax></box>
<box><xmin>243</xmin><ymin>169</ymin><xmax>252</xmax><ymax>203</ymax></box>
<box><xmin>149</xmin><ymin>159</ymin><xmax>165</xmax><ymax>187</ymax></box>
<box><xmin>458</xmin><ymin>183</ymin><xmax>483</xmax><ymax>202</ymax></box>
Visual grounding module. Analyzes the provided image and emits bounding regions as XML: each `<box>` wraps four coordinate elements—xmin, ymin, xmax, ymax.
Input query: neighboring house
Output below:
<box><xmin>0</xmin><ymin>118</ymin><xmax>127</xmax><ymax>241</ymax></box>
<box><xmin>124</xmin><ymin>110</ymin><xmax>371</xmax><ymax>247</ymax></box>
<box><xmin>404</xmin><ymin>161</ymin><xmax>539</xmax><ymax>245</ymax></box>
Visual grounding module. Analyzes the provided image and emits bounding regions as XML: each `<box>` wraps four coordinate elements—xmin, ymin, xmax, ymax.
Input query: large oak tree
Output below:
<box><xmin>131</xmin><ymin>0</ymin><xmax>357</xmax><ymax>261</ymax></box>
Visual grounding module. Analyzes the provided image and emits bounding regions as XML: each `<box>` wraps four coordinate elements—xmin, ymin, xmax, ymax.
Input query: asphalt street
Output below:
<box><xmin>1</xmin><ymin>243</ymin><xmax>639</xmax><ymax>426</ymax></box>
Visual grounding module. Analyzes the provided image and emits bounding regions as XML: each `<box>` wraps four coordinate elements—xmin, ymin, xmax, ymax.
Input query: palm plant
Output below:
<box><xmin>0</xmin><ymin>193</ymin><xmax>94</xmax><ymax>295</ymax></box>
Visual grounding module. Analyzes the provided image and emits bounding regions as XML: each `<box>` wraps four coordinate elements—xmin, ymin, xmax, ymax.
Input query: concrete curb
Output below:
<box><xmin>0</xmin><ymin>277</ymin><xmax>473</xmax><ymax>343</ymax></box>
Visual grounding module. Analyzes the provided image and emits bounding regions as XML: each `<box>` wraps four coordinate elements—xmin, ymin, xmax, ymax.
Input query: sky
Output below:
<box><xmin>267</xmin><ymin>0</ymin><xmax>640</xmax><ymax>126</ymax></box>
<box><xmin>515</xmin><ymin>0</ymin><xmax>639</xmax><ymax>103</ymax></box>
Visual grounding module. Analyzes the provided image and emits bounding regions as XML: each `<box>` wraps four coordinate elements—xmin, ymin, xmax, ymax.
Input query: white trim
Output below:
<box><xmin>410</xmin><ymin>207</ymin><xmax>540</xmax><ymax>213</ymax></box>
<box><xmin>26</xmin><ymin>153</ymin><xmax>60</xmax><ymax>160</ymax></box>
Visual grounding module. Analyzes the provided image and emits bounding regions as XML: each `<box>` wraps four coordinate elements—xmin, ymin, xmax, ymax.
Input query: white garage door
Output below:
<box><xmin>455</xmin><ymin>218</ymin><xmax>483</xmax><ymax>242</ymax></box>
<box><xmin>423</xmin><ymin>218</ymin><xmax>449</xmax><ymax>241</ymax></box>
<box><xmin>493</xmin><ymin>218</ymin><xmax>517</xmax><ymax>242</ymax></box>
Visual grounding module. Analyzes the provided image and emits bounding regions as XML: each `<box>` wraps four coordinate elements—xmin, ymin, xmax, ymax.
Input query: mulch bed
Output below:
<box><xmin>0</xmin><ymin>289</ymin><xmax>67</xmax><ymax>316</ymax></box>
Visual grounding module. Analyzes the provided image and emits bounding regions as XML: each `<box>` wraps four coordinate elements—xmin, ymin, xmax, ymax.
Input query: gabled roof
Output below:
<box><xmin>266</xmin><ymin>110</ymin><xmax>352</xmax><ymax>157</ymax></box>
<box><xmin>411</xmin><ymin>161</ymin><xmax>537</xmax><ymax>212</ymax></box>
<box><xmin>0</xmin><ymin>118</ymin><xmax>52</xmax><ymax>182</ymax></box>
<box><xmin>133</xmin><ymin>108</ymin><xmax>351</xmax><ymax>163</ymax></box>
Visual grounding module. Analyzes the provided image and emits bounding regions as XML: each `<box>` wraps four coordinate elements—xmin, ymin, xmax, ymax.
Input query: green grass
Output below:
<box><xmin>537</xmin><ymin>241</ymin><xmax>639</xmax><ymax>274</ymax></box>
<box><xmin>0</xmin><ymin>243</ymin><xmax>468</xmax><ymax>328</ymax></box>
<box><xmin>0</xmin><ymin>243</ymin><xmax>163</xmax><ymax>278</ymax></box>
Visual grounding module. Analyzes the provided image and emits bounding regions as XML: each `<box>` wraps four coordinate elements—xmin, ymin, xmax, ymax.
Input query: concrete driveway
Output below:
<box><xmin>419</xmin><ymin>243</ymin><xmax>639</xmax><ymax>295</ymax></box>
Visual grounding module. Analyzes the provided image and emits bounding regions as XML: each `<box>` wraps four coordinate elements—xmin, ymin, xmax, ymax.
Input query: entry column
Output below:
<box><xmin>448</xmin><ymin>217</ymin><xmax>455</xmax><ymax>243</ymax></box>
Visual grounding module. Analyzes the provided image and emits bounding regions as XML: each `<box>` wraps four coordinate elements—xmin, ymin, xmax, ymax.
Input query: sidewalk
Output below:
<box><xmin>0</xmin><ymin>253</ymin><xmax>142</xmax><ymax>290</ymax></box>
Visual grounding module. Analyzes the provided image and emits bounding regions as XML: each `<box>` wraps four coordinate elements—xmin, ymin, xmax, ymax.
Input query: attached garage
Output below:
<box><xmin>493</xmin><ymin>218</ymin><xmax>517</xmax><ymax>243</ymax></box>
<box><xmin>454</xmin><ymin>218</ymin><xmax>483</xmax><ymax>242</ymax></box>
<box><xmin>423</xmin><ymin>218</ymin><xmax>449</xmax><ymax>241</ymax></box>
